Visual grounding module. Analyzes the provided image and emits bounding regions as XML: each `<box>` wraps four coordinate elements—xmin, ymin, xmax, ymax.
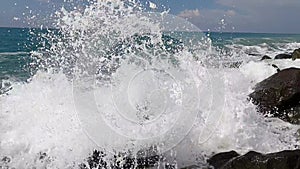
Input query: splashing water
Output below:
<box><xmin>1</xmin><ymin>0</ymin><xmax>300</xmax><ymax>168</ymax></box>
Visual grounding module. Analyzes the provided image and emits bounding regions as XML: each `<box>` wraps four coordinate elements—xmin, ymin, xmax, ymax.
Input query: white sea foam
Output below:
<box><xmin>225</xmin><ymin>42</ymin><xmax>300</xmax><ymax>59</ymax></box>
<box><xmin>1</xmin><ymin>0</ymin><xmax>300</xmax><ymax>168</ymax></box>
<box><xmin>0</xmin><ymin>52</ymin><xmax>29</xmax><ymax>56</ymax></box>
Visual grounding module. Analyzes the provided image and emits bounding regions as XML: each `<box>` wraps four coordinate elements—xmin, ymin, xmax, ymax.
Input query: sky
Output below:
<box><xmin>1</xmin><ymin>0</ymin><xmax>300</xmax><ymax>33</ymax></box>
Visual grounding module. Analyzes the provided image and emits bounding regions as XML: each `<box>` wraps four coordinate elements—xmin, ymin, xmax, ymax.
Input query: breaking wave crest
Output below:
<box><xmin>1</xmin><ymin>0</ymin><xmax>299</xmax><ymax>168</ymax></box>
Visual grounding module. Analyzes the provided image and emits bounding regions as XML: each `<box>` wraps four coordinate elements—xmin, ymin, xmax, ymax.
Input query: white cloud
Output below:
<box><xmin>226</xmin><ymin>10</ymin><xmax>235</xmax><ymax>16</ymax></box>
<box><xmin>177</xmin><ymin>0</ymin><xmax>300</xmax><ymax>33</ymax></box>
<box><xmin>178</xmin><ymin>9</ymin><xmax>200</xmax><ymax>18</ymax></box>
<box><xmin>177</xmin><ymin>8</ymin><xmax>238</xmax><ymax>32</ymax></box>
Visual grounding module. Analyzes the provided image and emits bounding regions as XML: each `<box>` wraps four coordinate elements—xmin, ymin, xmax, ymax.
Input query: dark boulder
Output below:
<box><xmin>208</xmin><ymin>150</ymin><xmax>300</xmax><ymax>169</ymax></box>
<box><xmin>292</xmin><ymin>48</ymin><xmax>300</xmax><ymax>60</ymax></box>
<box><xmin>207</xmin><ymin>151</ymin><xmax>240</xmax><ymax>169</ymax></box>
<box><xmin>274</xmin><ymin>53</ymin><xmax>292</xmax><ymax>59</ymax></box>
<box><xmin>261</xmin><ymin>55</ymin><xmax>272</xmax><ymax>60</ymax></box>
<box><xmin>248</xmin><ymin>53</ymin><xmax>261</xmax><ymax>56</ymax></box>
<box><xmin>249</xmin><ymin>68</ymin><xmax>300</xmax><ymax>124</ymax></box>
<box><xmin>79</xmin><ymin>146</ymin><xmax>161</xmax><ymax>169</ymax></box>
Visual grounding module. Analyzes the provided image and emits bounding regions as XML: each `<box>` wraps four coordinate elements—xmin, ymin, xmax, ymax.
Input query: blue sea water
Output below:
<box><xmin>0</xmin><ymin>28</ymin><xmax>35</xmax><ymax>81</ymax></box>
<box><xmin>208</xmin><ymin>32</ymin><xmax>300</xmax><ymax>47</ymax></box>
<box><xmin>0</xmin><ymin>27</ymin><xmax>300</xmax><ymax>82</ymax></box>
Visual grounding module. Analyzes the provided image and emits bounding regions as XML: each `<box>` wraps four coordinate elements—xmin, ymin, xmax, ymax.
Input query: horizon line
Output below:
<box><xmin>0</xmin><ymin>26</ymin><xmax>300</xmax><ymax>35</ymax></box>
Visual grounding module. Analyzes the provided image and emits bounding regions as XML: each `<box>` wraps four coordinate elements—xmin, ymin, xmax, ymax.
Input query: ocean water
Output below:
<box><xmin>0</xmin><ymin>28</ymin><xmax>32</xmax><ymax>81</ymax></box>
<box><xmin>1</xmin><ymin>1</ymin><xmax>300</xmax><ymax>168</ymax></box>
<box><xmin>1</xmin><ymin>28</ymin><xmax>300</xmax><ymax>82</ymax></box>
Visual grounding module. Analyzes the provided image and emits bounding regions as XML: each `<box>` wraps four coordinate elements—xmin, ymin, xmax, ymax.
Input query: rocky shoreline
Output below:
<box><xmin>261</xmin><ymin>48</ymin><xmax>300</xmax><ymax>60</ymax></box>
<box><xmin>207</xmin><ymin>48</ymin><xmax>300</xmax><ymax>169</ymax></box>
<box><xmin>249</xmin><ymin>67</ymin><xmax>300</xmax><ymax>124</ymax></box>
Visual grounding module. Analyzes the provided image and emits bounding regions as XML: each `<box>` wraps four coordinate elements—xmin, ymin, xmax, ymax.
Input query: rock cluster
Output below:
<box><xmin>207</xmin><ymin>48</ymin><xmax>300</xmax><ymax>169</ymax></box>
<box><xmin>261</xmin><ymin>48</ymin><xmax>300</xmax><ymax>60</ymax></box>
<box><xmin>249</xmin><ymin>68</ymin><xmax>300</xmax><ymax>124</ymax></box>
<box><xmin>208</xmin><ymin>150</ymin><xmax>300</xmax><ymax>169</ymax></box>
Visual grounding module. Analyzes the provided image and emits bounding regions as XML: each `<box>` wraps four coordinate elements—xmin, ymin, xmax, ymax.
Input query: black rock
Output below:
<box><xmin>271</xmin><ymin>64</ymin><xmax>280</xmax><ymax>72</ymax></box>
<box><xmin>261</xmin><ymin>55</ymin><xmax>272</xmax><ymax>60</ymax></box>
<box><xmin>274</xmin><ymin>53</ymin><xmax>292</xmax><ymax>59</ymax></box>
<box><xmin>248</xmin><ymin>53</ymin><xmax>261</xmax><ymax>56</ymax></box>
<box><xmin>249</xmin><ymin>68</ymin><xmax>300</xmax><ymax>124</ymax></box>
<box><xmin>226</xmin><ymin>150</ymin><xmax>300</xmax><ymax>169</ymax></box>
<box><xmin>208</xmin><ymin>150</ymin><xmax>300</xmax><ymax>169</ymax></box>
<box><xmin>136</xmin><ymin>146</ymin><xmax>160</xmax><ymax>168</ymax></box>
<box><xmin>79</xmin><ymin>147</ymin><xmax>161</xmax><ymax>169</ymax></box>
<box><xmin>207</xmin><ymin>151</ymin><xmax>240</xmax><ymax>169</ymax></box>
<box><xmin>292</xmin><ymin>48</ymin><xmax>300</xmax><ymax>60</ymax></box>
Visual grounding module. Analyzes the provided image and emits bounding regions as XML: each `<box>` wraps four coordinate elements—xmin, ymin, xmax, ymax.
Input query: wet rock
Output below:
<box><xmin>79</xmin><ymin>150</ymin><xmax>136</xmax><ymax>169</ymax></box>
<box><xmin>207</xmin><ymin>151</ymin><xmax>240</xmax><ymax>169</ymax></box>
<box><xmin>248</xmin><ymin>53</ymin><xmax>261</xmax><ymax>56</ymax></box>
<box><xmin>136</xmin><ymin>146</ymin><xmax>160</xmax><ymax>168</ymax></box>
<box><xmin>0</xmin><ymin>80</ymin><xmax>12</xmax><ymax>95</ymax></box>
<box><xmin>249</xmin><ymin>67</ymin><xmax>300</xmax><ymax>124</ymax></box>
<box><xmin>274</xmin><ymin>53</ymin><xmax>292</xmax><ymax>59</ymax></box>
<box><xmin>180</xmin><ymin>164</ymin><xmax>206</xmax><ymax>169</ymax></box>
<box><xmin>0</xmin><ymin>156</ymin><xmax>12</xmax><ymax>169</ymax></box>
<box><xmin>85</xmin><ymin>150</ymin><xmax>108</xmax><ymax>169</ymax></box>
<box><xmin>292</xmin><ymin>48</ymin><xmax>300</xmax><ymax>60</ymax></box>
<box><xmin>164</xmin><ymin>162</ymin><xmax>177</xmax><ymax>169</ymax></box>
<box><xmin>211</xmin><ymin>150</ymin><xmax>300</xmax><ymax>169</ymax></box>
<box><xmin>79</xmin><ymin>147</ymin><xmax>161</xmax><ymax>169</ymax></box>
<box><xmin>271</xmin><ymin>64</ymin><xmax>280</xmax><ymax>72</ymax></box>
<box><xmin>261</xmin><ymin>55</ymin><xmax>272</xmax><ymax>60</ymax></box>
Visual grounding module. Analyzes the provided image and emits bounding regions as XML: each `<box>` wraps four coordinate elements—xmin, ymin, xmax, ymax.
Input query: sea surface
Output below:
<box><xmin>1</xmin><ymin>2</ymin><xmax>300</xmax><ymax>168</ymax></box>
<box><xmin>1</xmin><ymin>27</ymin><xmax>300</xmax><ymax>82</ymax></box>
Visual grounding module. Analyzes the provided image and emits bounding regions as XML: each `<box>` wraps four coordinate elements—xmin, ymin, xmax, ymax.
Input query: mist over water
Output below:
<box><xmin>1</xmin><ymin>0</ymin><xmax>300</xmax><ymax>168</ymax></box>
